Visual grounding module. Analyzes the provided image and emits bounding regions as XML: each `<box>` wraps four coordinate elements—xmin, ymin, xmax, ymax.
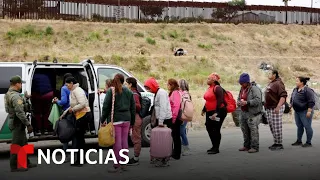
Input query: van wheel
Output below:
<box><xmin>141</xmin><ymin>116</ymin><xmax>151</xmax><ymax>147</ymax></box>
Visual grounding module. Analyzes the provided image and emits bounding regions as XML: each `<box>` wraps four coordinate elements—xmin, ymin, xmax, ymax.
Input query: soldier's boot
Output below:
<box><xmin>11</xmin><ymin>168</ymin><xmax>28</xmax><ymax>172</ymax></box>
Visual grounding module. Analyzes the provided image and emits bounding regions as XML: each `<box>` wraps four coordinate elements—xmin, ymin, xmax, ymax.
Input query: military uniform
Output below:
<box><xmin>4</xmin><ymin>76</ymin><xmax>36</xmax><ymax>172</ymax></box>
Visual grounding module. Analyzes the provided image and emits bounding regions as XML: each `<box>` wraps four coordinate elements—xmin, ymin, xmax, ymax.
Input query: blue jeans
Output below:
<box><xmin>180</xmin><ymin>121</ymin><xmax>189</xmax><ymax>146</ymax></box>
<box><xmin>294</xmin><ymin>110</ymin><xmax>314</xmax><ymax>144</ymax></box>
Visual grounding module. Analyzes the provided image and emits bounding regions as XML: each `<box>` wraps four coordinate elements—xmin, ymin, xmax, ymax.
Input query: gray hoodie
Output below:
<box><xmin>237</xmin><ymin>83</ymin><xmax>263</xmax><ymax>118</ymax></box>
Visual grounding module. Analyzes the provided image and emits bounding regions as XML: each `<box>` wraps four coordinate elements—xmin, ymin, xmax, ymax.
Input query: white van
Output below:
<box><xmin>0</xmin><ymin>59</ymin><xmax>154</xmax><ymax>147</ymax></box>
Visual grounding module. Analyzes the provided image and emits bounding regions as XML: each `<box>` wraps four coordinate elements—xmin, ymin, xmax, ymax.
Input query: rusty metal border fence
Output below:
<box><xmin>1</xmin><ymin>0</ymin><xmax>320</xmax><ymax>24</ymax></box>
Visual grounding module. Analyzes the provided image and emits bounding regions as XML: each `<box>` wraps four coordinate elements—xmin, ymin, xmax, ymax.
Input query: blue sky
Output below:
<box><xmin>186</xmin><ymin>0</ymin><xmax>320</xmax><ymax>8</ymax></box>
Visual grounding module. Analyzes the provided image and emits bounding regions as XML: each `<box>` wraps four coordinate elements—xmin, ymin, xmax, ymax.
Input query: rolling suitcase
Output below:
<box><xmin>150</xmin><ymin>126</ymin><xmax>173</xmax><ymax>160</ymax></box>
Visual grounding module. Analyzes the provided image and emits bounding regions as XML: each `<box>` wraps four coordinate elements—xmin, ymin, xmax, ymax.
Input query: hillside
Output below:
<box><xmin>1</xmin><ymin>19</ymin><xmax>320</xmax><ymax>127</ymax></box>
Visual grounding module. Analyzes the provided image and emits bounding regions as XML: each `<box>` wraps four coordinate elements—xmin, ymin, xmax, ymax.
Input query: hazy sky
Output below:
<box><xmin>183</xmin><ymin>0</ymin><xmax>320</xmax><ymax>8</ymax></box>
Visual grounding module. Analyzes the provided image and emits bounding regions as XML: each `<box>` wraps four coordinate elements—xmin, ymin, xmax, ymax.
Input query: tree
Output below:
<box><xmin>211</xmin><ymin>0</ymin><xmax>246</xmax><ymax>22</ymax></box>
<box><xmin>283</xmin><ymin>0</ymin><xmax>291</xmax><ymax>24</ymax></box>
<box><xmin>140</xmin><ymin>5</ymin><xmax>164</xmax><ymax>20</ymax></box>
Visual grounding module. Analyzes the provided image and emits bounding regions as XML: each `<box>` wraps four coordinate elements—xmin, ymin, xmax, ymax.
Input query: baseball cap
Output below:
<box><xmin>10</xmin><ymin>75</ymin><xmax>26</xmax><ymax>84</ymax></box>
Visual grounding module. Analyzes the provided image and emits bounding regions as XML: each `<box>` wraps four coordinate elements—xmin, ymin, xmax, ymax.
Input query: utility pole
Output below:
<box><xmin>284</xmin><ymin>0</ymin><xmax>288</xmax><ymax>25</ymax></box>
<box><xmin>311</xmin><ymin>0</ymin><xmax>313</xmax><ymax>24</ymax></box>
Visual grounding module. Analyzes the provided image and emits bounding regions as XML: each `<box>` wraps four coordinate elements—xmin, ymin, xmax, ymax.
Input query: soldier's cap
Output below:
<box><xmin>10</xmin><ymin>75</ymin><xmax>26</xmax><ymax>84</ymax></box>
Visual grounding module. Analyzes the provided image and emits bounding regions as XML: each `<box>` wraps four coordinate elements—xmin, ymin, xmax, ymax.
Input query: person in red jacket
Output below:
<box><xmin>125</xmin><ymin>77</ymin><xmax>142</xmax><ymax>166</ymax></box>
<box><xmin>201</xmin><ymin>73</ymin><xmax>228</xmax><ymax>155</ymax></box>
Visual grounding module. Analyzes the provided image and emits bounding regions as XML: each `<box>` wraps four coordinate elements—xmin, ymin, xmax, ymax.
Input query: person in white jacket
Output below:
<box><xmin>64</xmin><ymin>77</ymin><xmax>92</xmax><ymax>167</ymax></box>
<box><xmin>144</xmin><ymin>77</ymin><xmax>172</xmax><ymax>167</ymax></box>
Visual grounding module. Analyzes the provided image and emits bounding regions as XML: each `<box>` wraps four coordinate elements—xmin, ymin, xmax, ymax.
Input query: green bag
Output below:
<box><xmin>49</xmin><ymin>104</ymin><xmax>62</xmax><ymax>128</ymax></box>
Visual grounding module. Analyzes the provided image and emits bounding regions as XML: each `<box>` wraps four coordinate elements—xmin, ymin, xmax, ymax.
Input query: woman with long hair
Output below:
<box><xmin>125</xmin><ymin>77</ymin><xmax>142</xmax><ymax>166</ymax></box>
<box><xmin>167</xmin><ymin>78</ymin><xmax>182</xmax><ymax>160</ymax></box>
<box><xmin>202</xmin><ymin>73</ymin><xmax>228</xmax><ymax>155</ymax></box>
<box><xmin>65</xmin><ymin>77</ymin><xmax>92</xmax><ymax>167</ymax></box>
<box><xmin>179</xmin><ymin>79</ymin><xmax>191</xmax><ymax>156</ymax></box>
<box><xmin>100</xmin><ymin>74</ymin><xmax>136</xmax><ymax>173</ymax></box>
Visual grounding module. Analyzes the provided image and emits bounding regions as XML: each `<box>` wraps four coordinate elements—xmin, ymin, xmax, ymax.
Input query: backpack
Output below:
<box><xmin>134</xmin><ymin>93</ymin><xmax>151</xmax><ymax>118</ymax></box>
<box><xmin>215</xmin><ymin>86</ymin><xmax>236</xmax><ymax>113</ymax></box>
<box><xmin>224</xmin><ymin>91</ymin><xmax>237</xmax><ymax>113</ymax></box>
<box><xmin>311</xmin><ymin>90</ymin><xmax>320</xmax><ymax>110</ymax></box>
<box><xmin>303</xmin><ymin>87</ymin><xmax>320</xmax><ymax>111</ymax></box>
<box><xmin>178</xmin><ymin>91</ymin><xmax>194</xmax><ymax>122</ymax></box>
<box><xmin>54</xmin><ymin>113</ymin><xmax>76</xmax><ymax>143</ymax></box>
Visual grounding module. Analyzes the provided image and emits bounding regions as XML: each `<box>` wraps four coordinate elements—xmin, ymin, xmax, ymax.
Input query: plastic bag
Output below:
<box><xmin>49</xmin><ymin>104</ymin><xmax>62</xmax><ymax>128</ymax></box>
<box><xmin>98</xmin><ymin>122</ymin><xmax>115</xmax><ymax>147</ymax></box>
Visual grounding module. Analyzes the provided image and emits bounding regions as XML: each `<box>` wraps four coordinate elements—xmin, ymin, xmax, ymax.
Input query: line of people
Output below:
<box><xmin>237</xmin><ymin>70</ymin><xmax>315</xmax><ymax>154</ymax></box>
<box><xmin>6</xmin><ymin>68</ymin><xmax>315</xmax><ymax>172</ymax></box>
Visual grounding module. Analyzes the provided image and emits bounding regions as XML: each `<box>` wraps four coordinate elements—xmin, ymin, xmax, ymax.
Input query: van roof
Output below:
<box><xmin>0</xmin><ymin>61</ymin><xmax>123</xmax><ymax>69</ymax></box>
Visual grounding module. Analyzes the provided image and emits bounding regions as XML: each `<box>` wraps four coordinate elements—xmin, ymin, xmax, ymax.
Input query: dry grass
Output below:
<box><xmin>1</xmin><ymin>19</ymin><xmax>320</xmax><ymax>128</ymax></box>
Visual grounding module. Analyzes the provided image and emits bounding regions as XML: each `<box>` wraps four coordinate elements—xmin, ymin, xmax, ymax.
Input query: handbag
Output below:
<box><xmin>98</xmin><ymin>87</ymin><xmax>116</xmax><ymax>147</ymax></box>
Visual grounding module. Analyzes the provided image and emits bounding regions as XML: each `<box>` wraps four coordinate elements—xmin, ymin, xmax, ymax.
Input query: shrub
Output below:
<box><xmin>146</xmin><ymin>37</ymin><xmax>156</xmax><ymax>45</ymax></box>
<box><xmin>134</xmin><ymin>32</ymin><xmax>144</xmax><ymax>38</ymax></box>
<box><xmin>181</xmin><ymin>38</ymin><xmax>189</xmax><ymax>43</ymax></box>
<box><xmin>198</xmin><ymin>43</ymin><xmax>212</xmax><ymax>50</ymax></box>
<box><xmin>45</xmin><ymin>26</ymin><xmax>54</xmax><ymax>36</ymax></box>
<box><xmin>168</xmin><ymin>30</ymin><xmax>179</xmax><ymax>39</ymax></box>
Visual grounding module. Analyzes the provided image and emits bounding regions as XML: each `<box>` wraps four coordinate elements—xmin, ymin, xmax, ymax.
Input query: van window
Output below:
<box><xmin>0</xmin><ymin>67</ymin><xmax>22</xmax><ymax>94</ymax></box>
<box><xmin>97</xmin><ymin>68</ymin><xmax>129</xmax><ymax>89</ymax></box>
<box><xmin>97</xmin><ymin>68</ymin><xmax>145</xmax><ymax>92</ymax></box>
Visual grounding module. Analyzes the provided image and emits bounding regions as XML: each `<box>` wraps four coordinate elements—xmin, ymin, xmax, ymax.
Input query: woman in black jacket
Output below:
<box><xmin>290</xmin><ymin>77</ymin><xmax>315</xmax><ymax>148</ymax></box>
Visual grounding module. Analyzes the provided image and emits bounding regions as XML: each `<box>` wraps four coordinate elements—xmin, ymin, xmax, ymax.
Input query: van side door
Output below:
<box><xmin>81</xmin><ymin>60</ymin><xmax>100</xmax><ymax>134</ymax></box>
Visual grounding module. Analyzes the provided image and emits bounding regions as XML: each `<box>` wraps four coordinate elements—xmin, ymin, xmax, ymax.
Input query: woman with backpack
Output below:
<box><xmin>201</xmin><ymin>73</ymin><xmax>228</xmax><ymax>155</ymax></box>
<box><xmin>290</xmin><ymin>76</ymin><xmax>315</xmax><ymax>148</ymax></box>
<box><xmin>125</xmin><ymin>77</ymin><xmax>142</xmax><ymax>166</ymax></box>
<box><xmin>100</xmin><ymin>74</ymin><xmax>136</xmax><ymax>173</ymax></box>
<box><xmin>167</xmin><ymin>78</ymin><xmax>182</xmax><ymax>160</ymax></box>
<box><xmin>179</xmin><ymin>79</ymin><xmax>191</xmax><ymax>156</ymax></box>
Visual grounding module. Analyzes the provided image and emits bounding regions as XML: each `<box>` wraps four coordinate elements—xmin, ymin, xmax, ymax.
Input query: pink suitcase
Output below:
<box><xmin>150</xmin><ymin>126</ymin><xmax>173</xmax><ymax>158</ymax></box>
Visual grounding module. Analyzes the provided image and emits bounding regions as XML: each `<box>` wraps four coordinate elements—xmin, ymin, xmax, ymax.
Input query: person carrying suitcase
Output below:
<box><xmin>144</xmin><ymin>77</ymin><xmax>172</xmax><ymax>167</ymax></box>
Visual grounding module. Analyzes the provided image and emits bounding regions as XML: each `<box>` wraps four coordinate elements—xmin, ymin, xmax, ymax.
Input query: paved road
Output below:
<box><xmin>0</xmin><ymin>122</ymin><xmax>320</xmax><ymax>180</ymax></box>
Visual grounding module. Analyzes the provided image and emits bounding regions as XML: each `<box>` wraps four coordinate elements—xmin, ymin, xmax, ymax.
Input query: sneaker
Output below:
<box><xmin>268</xmin><ymin>144</ymin><xmax>277</xmax><ymax>149</ymax></box>
<box><xmin>90</xmin><ymin>131</ymin><xmax>96</xmax><ymax>135</ymax></box>
<box><xmin>11</xmin><ymin>168</ymin><xmax>28</xmax><ymax>172</ymax></box>
<box><xmin>239</xmin><ymin>147</ymin><xmax>249</xmax><ymax>151</ymax></box>
<box><xmin>28</xmin><ymin>163</ymin><xmax>37</xmax><ymax>168</ymax></box>
<box><xmin>207</xmin><ymin>149</ymin><xmax>219</xmax><ymax>154</ymax></box>
<box><xmin>270</xmin><ymin>144</ymin><xmax>284</xmax><ymax>151</ymax></box>
<box><xmin>108</xmin><ymin>167</ymin><xmax>122</xmax><ymax>173</ymax></box>
<box><xmin>248</xmin><ymin>148</ymin><xmax>259</xmax><ymax>153</ymax></box>
<box><xmin>302</xmin><ymin>143</ymin><xmax>312</xmax><ymax>148</ymax></box>
<box><xmin>207</xmin><ymin>147</ymin><xmax>214</xmax><ymax>153</ymax></box>
<box><xmin>127</xmin><ymin>158</ymin><xmax>139</xmax><ymax>166</ymax></box>
<box><xmin>43</xmin><ymin>129</ymin><xmax>49</xmax><ymax>135</ymax></box>
<box><xmin>35</xmin><ymin>130</ymin><xmax>41</xmax><ymax>136</ymax></box>
<box><xmin>155</xmin><ymin>161</ymin><xmax>169</xmax><ymax>167</ymax></box>
<box><xmin>171</xmin><ymin>155</ymin><xmax>180</xmax><ymax>160</ymax></box>
<box><xmin>150</xmin><ymin>158</ymin><xmax>156</xmax><ymax>164</ymax></box>
<box><xmin>291</xmin><ymin>141</ymin><xmax>302</xmax><ymax>146</ymax></box>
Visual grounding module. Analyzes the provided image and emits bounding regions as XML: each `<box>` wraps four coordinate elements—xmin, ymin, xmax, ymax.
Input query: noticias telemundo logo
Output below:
<box><xmin>10</xmin><ymin>144</ymin><xmax>130</xmax><ymax>167</ymax></box>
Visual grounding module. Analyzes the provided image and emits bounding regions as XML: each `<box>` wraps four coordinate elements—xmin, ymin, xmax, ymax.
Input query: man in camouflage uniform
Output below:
<box><xmin>237</xmin><ymin>73</ymin><xmax>263</xmax><ymax>153</ymax></box>
<box><xmin>4</xmin><ymin>75</ymin><xmax>37</xmax><ymax>172</ymax></box>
